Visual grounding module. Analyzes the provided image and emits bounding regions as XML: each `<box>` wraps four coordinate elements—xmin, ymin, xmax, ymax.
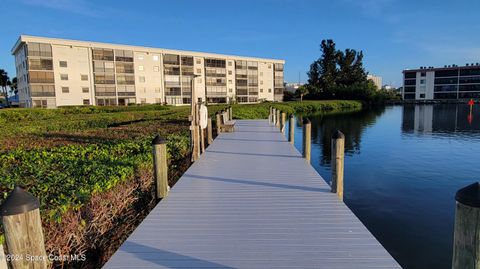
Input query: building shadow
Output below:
<box><xmin>118</xmin><ymin>241</ymin><xmax>234</xmax><ymax>268</ymax></box>
<box><xmin>185</xmin><ymin>174</ymin><xmax>330</xmax><ymax>193</ymax></box>
<box><xmin>206</xmin><ymin>150</ymin><xmax>300</xmax><ymax>159</ymax></box>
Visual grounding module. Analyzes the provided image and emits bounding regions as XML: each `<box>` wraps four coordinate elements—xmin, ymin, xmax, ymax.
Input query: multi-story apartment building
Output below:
<box><xmin>12</xmin><ymin>35</ymin><xmax>285</xmax><ymax>108</ymax></box>
<box><xmin>367</xmin><ymin>74</ymin><xmax>382</xmax><ymax>90</ymax></box>
<box><xmin>402</xmin><ymin>64</ymin><xmax>480</xmax><ymax>100</ymax></box>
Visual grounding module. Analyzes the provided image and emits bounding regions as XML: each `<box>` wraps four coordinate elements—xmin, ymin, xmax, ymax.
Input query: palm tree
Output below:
<box><xmin>10</xmin><ymin>77</ymin><xmax>18</xmax><ymax>95</ymax></box>
<box><xmin>0</xmin><ymin>69</ymin><xmax>11</xmax><ymax>107</ymax></box>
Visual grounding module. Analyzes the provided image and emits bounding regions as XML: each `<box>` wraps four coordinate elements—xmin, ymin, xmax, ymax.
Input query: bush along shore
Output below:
<box><xmin>0</xmin><ymin>100</ymin><xmax>361</xmax><ymax>268</ymax></box>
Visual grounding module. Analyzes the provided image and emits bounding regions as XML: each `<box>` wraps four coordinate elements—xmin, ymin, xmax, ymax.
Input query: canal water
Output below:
<box><xmin>290</xmin><ymin>104</ymin><xmax>480</xmax><ymax>269</ymax></box>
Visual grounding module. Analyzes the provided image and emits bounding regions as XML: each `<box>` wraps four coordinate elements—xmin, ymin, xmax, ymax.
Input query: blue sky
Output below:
<box><xmin>1</xmin><ymin>0</ymin><xmax>479</xmax><ymax>87</ymax></box>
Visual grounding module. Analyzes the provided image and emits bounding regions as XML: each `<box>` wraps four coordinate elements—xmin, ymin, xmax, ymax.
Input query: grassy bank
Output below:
<box><xmin>0</xmin><ymin>100</ymin><xmax>361</xmax><ymax>267</ymax></box>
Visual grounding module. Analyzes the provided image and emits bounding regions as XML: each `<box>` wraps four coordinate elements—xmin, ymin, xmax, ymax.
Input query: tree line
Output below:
<box><xmin>295</xmin><ymin>39</ymin><xmax>398</xmax><ymax>103</ymax></box>
<box><xmin>0</xmin><ymin>69</ymin><xmax>18</xmax><ymax>107</ymax></box>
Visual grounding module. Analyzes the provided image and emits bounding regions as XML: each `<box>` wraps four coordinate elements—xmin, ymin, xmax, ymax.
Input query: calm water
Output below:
<box><xmin>290</xmin><ymin>104</ymin><xmax>480</xmax><ymax>269</ymax></box>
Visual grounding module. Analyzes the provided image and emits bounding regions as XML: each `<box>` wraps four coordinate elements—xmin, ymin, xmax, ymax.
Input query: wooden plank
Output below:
<box><xmin>103</xmin><ymin>120</ymin><xmax>401</xmax><ymax>269</ymax></box>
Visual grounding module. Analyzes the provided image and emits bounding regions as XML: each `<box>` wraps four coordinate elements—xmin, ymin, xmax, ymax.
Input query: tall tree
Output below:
<box><xmin>0</xmin><ymin>69</ymin><xmax>10</xmax><ymax>107</ymax></box>
<box><xmin>337</xmin><ymin>49</ymin><xmax>368</xmax><ymax>86</ymax></box>
<box><xmin>317</xmin><ymin>39</ymin><xmax>338</xmax><ymax>92</ymax></box>
<box><xmin>307</xmin><ymin>61</ymin><xmax>321</xmax><ymax>86</ymax></box>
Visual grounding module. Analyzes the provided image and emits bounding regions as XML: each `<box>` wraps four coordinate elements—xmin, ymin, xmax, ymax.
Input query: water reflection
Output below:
<box><xmin>298</xmin><ymin>104</ymin><xmax>480</xmax><ymax>269</ymax></box>
<box><xmin>299</xmin><ymin>107</ymin><xmax>386</xmax><ymax>165</ymax></box>
<box><xmin>402</xmin><ymin>104</ymin><xmax>480</xmax><ymax>135</ymax></box>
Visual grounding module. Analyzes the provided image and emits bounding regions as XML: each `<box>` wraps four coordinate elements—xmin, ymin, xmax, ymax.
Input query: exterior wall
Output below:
<box><xmin>367</xmin><ymin>75</ymin><xmax>382</xmax><ymax>89</ymax></box>
<box><xmin>258</xmin><ymin>62</ymin><xmax>274</xmax><ymax>101</ymax></box>
<box><xmin>11</xmin><ymin>35</ymin><xmax>285</xmax><ymax>108</ymax></box>
<box><xmin>14</xmin><ymin>44</ymin><xmax>29</xmax><ymax>107</ymax></box>
<box><xmin>52</xmin><ymin>45</ymin><xmax>92</xmax><ymax>106</ymax></box>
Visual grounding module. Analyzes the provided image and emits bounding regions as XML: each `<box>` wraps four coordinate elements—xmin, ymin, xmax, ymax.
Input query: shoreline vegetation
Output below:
<box><xmin>0</xmin><ymin>100</ymin><xmax>361</xmax><ymax>268</ymax></box>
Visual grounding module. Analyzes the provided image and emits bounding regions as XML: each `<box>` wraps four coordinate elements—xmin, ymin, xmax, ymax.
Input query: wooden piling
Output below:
<box><xmin>272</xmin><ymin>108</ymin><xmax>276</xmax><ymax>126</ymax></box>
<box><xmin>289</xmin><ymin>114</ymin><xmax>295</xmax><ymax>144</ymax></box>
<box><xmin>229</xmin><ymin>106</ymin><xmax>233</xmax><ymax>121</ymax></box>
<box><xmin>216</xmin><ymin>112</ymin><xmax>221</xmax><ymax>134</ymax></box>
<box><xmin>0</xmin><ymin>186</ymin><xmax>48</xmax><ymax>269</ymax></box>
<box><xmin>269</xmin><ymin>107</ymin><xmax>273</xmax><ymax>124</ymax></box>
<box><xmin>281</xmin><ymin>112</ymin><xmax>286</xmax><ymax>135</ymax></box>
<box><xmin>276</xmin><ymin>109</ymin><xmax>281</xmax><ymax>128</ymax></box>
<box><xmin>207</xmin><ymin>117</ymin><xmax>213</xmax><ymax>145</ymax></box>
<box><xmin>152</xmin><ymin>135</ymin><xmax>169</xmax><ymax>199</ymax></box>
<box><xmin>452</xmin><ymin>182</ymin><xmax>480</xmax><ymax>269</ymax></box>
<box><xmin>302</xmin><ymin>118</ymin><xmax>311</xmax><ymax>162</ymax></box>
<box><xmin>331</xmin><ymin>130</ymin><xmax>345</xmax><ymax>200</ymax></box>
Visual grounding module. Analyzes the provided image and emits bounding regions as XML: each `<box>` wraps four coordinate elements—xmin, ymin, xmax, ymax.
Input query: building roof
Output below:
<box><xmin>403</xmin><ymin>65</ymin><xmax>480</xmax><ymax>73</ymax></box>
<box><xmin>11</xmin><ymin>35</ymin><xmax>285</xmax><ymax>63</ymax></box>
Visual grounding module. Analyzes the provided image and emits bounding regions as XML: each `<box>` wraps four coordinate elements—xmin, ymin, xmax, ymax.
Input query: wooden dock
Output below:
<box><xmin>103</xmin><ymin>120</ymin><xmax>401</xmax><ymax>268</ymax></box>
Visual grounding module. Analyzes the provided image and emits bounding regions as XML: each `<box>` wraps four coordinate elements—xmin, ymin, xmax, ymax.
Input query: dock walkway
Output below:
<box><xmin>104</xmin><ymin>120</ymin><xmax>401</xmax><ymax>268</ymax></box>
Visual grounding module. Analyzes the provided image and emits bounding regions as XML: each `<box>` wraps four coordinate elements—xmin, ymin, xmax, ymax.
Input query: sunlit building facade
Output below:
<box><xmin>402</xmin><ymin>64</ymin><xmax>480</xmax><ymax>100</ymax></box>
<box><xmin>12</xmin><ymin>35</ymin><xmax>285</xmax><ymax>108</ymax></box>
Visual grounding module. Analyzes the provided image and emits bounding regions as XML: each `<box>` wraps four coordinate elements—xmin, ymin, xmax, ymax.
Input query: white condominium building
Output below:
<box><xmin>12</xmin><ymin>35</ymin><xmax>285</xmax><ymax>108</ymax></box>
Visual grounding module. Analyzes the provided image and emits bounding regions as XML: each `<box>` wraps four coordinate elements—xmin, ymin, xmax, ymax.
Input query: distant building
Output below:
<box><xmin>402</xmin><ymin>64</ymin><xmax>480</xmax><ymax>100</ymax></box>
<box><xmin>382</xmin><ymin>85</ymin><xmax>394</xmax><ymax>90</ymax></box>
<box><xmin>285</xmin><ymin>82</ymin><xmax>303</xmax><ymax>93</ymax></box>
<box><xmin>12</xmin><ymin>35</ymin><xmax>285</xmax><ymax>108</ymax></box>
<box><xmin>367</xmin><ymin>75</ymin><xmax>382</xmax><ymax>89</ymax></box>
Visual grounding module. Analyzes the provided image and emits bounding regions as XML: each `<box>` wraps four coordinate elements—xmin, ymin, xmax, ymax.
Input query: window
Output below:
<box><xmin>228</xmin><ymin>71</ymin><xmax>232</xmax><ymax>75</ymax></box>
<box><xmin>29</xmin><ymin>71</ymin><xmax>54</xmax><ymax>83</ymax></box>
<box><xmin>155</xmin><ymin>98</ymin><xmax>161</xmax><ymax>103</ymax></box>
<box><xmin>196</xmin><ymin>68</ymin><xmax>202</xmax><ymax>74</ymax></box>
<box><xmin>82</xmin><ymin>87</ymin><xmax>89</xmax><ymax>93</ymax></box>
<box><xmin>153</xmin><ymin>55</ymin><xmax>159</xmax><ymax>61</ymax></box>
<box><xmin>268</xmin><ymin>64</ymin><xmax>271</xmax><ymax>69</ymax></box>
<box><xmin>60</xmin><ymin>74</ymin><xmax>68</xmax><ymax>80</ymax></box>
<box><xmin>28</xmin><ymin>59</ymin><xmax>53</xmax><ymax>70</ymax></box>
<box><xmin>155</xmin><ymin>87</ymin><xmax>161</xmax><ymax>93</ymax></box>
<box><xmin>404</xmin><ymin>72</ymin><xmax>416</xmax><ymax>79</ymax></box>
<box><xmin>115</xmin><ymin>50</ymin><xmax>134</xmax><ymax>62</ymax></box>
<box><xmin>419</xmin><ymin>94</ymin><xmax>425</xmax><ymax>98</ymax></box>
<box><xmin>93</xmin><ymin>48</ymin><xmax>114</xmax><ymax>61</ymax></box>
<box><xmin>140</xmin><ymin>98</ymin><xmax>146</xmax><ymax>104</ymax></box>
<box><xmin>260</xmin><ymin>88</ymin><xmax>263</xmax><ymax>93</ymax></box>
<box><xmin>260</xmin><ymin>72</ymin><xmax>263</xmax><ymax>76</ymax></box>
<box><xmin>420</xmin><ymin>79</ymin><xmax>426</xmax><ymax>84</ymax></box>
<box><xmin>138</xmin><ymin>55</ymin><xmax>144</xmax><ymax>60</ymax></box>
<box><xmin>139</xmin><ymin>76</ymin><xmax>145</xmax><ymax>83</ymax></box>
<box><xmin>138</xmin><ymin>65</ymin><xmax>144</xmax><ymax>71</ymax></box>
<box><xmin>196</xmin><ymin>59</ymin><xmax>201</xmax><ymax>64</ymax></box>
<box><xmin>154</xmin><ymin>66</ymin><xmax>159</xmax><ymax>72</ymax></box>
<box><xmin>228</xmin><ymin>80</ymin><xmax>232</xmax><ymax>84</ymax></box>
<box><xmin>228</xmin><ymin>61</ymin><xmax>232</xmax><ymax>66</ymax></box>
<box><xmin>421</xmin><ymin>72</ymin><xmax>426</xmax><ymax>77</ymax></box>
<box><xmin>62</xmin><ymin>87</ymin><xmax>69</xmax><ymax>93</ymax></box>
<box><xmin>59</xmin><ymin>61</ymin><xmax>67</xmax><ymax>68</ymax></box>
<box><xmin>229</xmin><ymin>88</ymin><xmax>233</xmax><ymax>92</ymax></box>
<box><xmin>81</xmin><ymin>74</ymin><xmax>88</xmax><ymax>81</ymax></box>
<box><xmin>260</xmin><ymin>81</ymin><xmax>263</xmax><ymax>85</ymax></box>
<box><xmin>268</xmin><ymin>88</ymin><xmax>272</xmax><ymax>93</ymax></box>
<box><xmin>83</xmin><ymin>99</ymin><xmax>90</xmax><ymax>105</ymax></box>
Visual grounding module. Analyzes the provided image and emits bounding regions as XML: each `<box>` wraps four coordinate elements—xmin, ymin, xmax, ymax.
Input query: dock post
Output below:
<box><xmin>0</xmin><ymin>186</ymin><xmax>48</xmax><ymax>269</ymax></box>
<box><xmin>281</xmin><ymin>112</ymin><xmax>286</xmax><ymax>135</ymax></box>
<box><xmin>331</xmin><ymin>130</ymin><xmax>345</xmax><ymax>200</ymax></box>
<box><xmin>452</xmin><ymin>182</ymin><xmax>480</xmax><ymax>269</ymax></box>
<box><xmin>269</xmin><ymin>107</ymin><xmax>273</xmax><ymax>124</ymax></box>
<box><xmin>216</xmin><ymin>112</ymin><xmax>221</xmax><ymax>134</ymax></box>
<box><xmin>229</xmin><ymin>106</ymin><xmax>233</xmax><ymax>121</ymax></box>
<box><xmin>289</xmin><ymin>114</ymin><xmax>295</xmax><ymax>144</ymax></box>
<box><xmin>272</xmin><ymin>108</ymin><xmax>276</xmax><ymax>126</ymax></box>
<box><xmin>207</xmin><ymin>117</ymin><xmax>213</xmax><ymax>145</ymax></box>
<box><xmin>152</xmin><ymin>135</ymin><xmax>169</xmax><ymax>200</ymax></box>
<box><xmin>302</xmin><ymin>118</ymin><xmax>311</xmax><ymax>162</ymax></box>
<box><xmin>276</xmin><ymin>109</ymin><xmax>281</xmax><ymax>129</ymax></box>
